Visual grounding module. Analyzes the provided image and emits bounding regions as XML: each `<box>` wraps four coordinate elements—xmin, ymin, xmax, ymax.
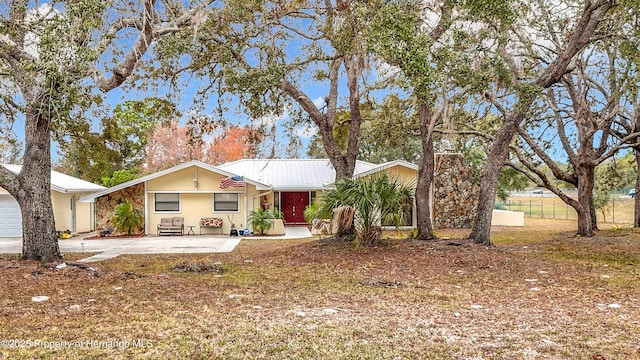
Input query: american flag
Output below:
<box><xmin>220</xmin><ymin>175</ymin><xmax>245</xmax><ymax>189</ymax></box>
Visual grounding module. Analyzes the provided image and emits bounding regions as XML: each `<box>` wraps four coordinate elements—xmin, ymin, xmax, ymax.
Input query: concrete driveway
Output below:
<box><xmin>0</xmin><ymin>235</ymin><xmax>241</xmax><ymax>263</ymax></box>
<box><xmin>0</xmin><ymin>226</ymin><xmax>312</xmax><ymax>263</ymax></box>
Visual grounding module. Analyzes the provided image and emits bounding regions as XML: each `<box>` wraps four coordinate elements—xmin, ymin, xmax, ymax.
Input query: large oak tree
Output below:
<box><xmin>0</xmin><ymin>0</ymin><xmax>211</xmax><ymax>260</ymax></box>
<box><xmin>362</xmin><ymin>0</ymin><xmax>521</xmax><ymax>240</ymax></box>
<box><xmin>469</xmin><ymin>0</ymin><xmax>615</xmax><ymax>245</ymax></box>
<box><xmin>156</xmin><ymin>0</ymin><xmax>374</xmax><ymax>180</ymax></box>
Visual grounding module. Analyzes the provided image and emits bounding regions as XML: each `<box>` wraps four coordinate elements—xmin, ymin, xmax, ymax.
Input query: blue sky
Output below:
<box><xmin>8</xmin><ymin>58</ymin><xmax>328</xmax><ymax>162</ymax></box>
<box><xmin>2</xmin><ymin>2</ymin><xmax>326</xmax><ymax>162</ymax></box>
<box><xmin>3</xmin><ymin>1</ymin><xmax>398</xmax><ymax>165</ymax></box>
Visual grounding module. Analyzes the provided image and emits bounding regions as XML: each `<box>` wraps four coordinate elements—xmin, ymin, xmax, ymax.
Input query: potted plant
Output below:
<box><xmin>267</xmin><ymin>208</ymin><xmax>284</xmax><ymax>220</ymax></box>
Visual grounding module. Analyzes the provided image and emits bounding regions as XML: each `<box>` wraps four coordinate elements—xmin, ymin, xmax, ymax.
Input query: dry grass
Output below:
<box><xmin>1</xmin><ymin>218</ymin><xmax>640</xmax><ymax>359</ymax></box>
<box><xmin>505</xmin><ymin>196</ymin><xmax>635</xmax><ymax>225</ymax></box>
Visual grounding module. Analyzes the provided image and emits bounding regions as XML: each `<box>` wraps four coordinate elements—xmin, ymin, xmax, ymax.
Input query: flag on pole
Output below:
<box><xmin>220</xmin><ymin>175</ymin><xmax>245</xmax><ymax>189</ymax></box>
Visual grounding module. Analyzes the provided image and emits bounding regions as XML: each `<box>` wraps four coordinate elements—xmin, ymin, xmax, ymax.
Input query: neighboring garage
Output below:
<box><xmin>0</xmin><ymin>165</ymin><xmax>106</xmax><ymax>237</ymax></box>
<box><xmin>0</xmin><ymin>195</ymin><xmax>22</xmax><ymax>237</ymax></box>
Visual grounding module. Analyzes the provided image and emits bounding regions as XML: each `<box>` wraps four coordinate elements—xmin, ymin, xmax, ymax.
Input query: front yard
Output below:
<box><xmin>1</xmin><ymin>218</ymin><xmax>639</xmax><ymax>359</ymax></box>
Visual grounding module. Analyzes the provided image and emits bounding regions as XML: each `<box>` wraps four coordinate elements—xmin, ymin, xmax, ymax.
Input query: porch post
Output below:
<box><xmin>243</xmin><ymin>186</ymin><xmax>248</xmax><ymax>231</ymax></box>
<box><xmin>144</xmin><ymin>181</ymin><xmax>149</xmax><ymax>235</ymax></box>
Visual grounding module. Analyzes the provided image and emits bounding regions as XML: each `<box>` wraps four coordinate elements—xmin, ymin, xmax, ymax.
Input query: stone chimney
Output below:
<box><xmin>433</xmin><ymin>153</ymin><xmax>479</xmax><ymax>228</ymax></box>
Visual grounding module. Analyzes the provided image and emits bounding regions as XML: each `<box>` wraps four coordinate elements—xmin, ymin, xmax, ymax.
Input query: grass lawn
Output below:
<box><xmin>1</xmin><ymin>218</ymin><xmax>639</xmax><ymax>359</ymax></box>
<box><xmin>504</xmin><ymin>196</ymin><xmax>635</xmax><ymax>225</ymax></box>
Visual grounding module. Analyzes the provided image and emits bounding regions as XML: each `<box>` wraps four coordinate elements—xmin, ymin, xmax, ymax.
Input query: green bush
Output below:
<box><xmin>312</xmin><ymin>173</ymin><xmax>414</xmax><ymax>244</ymax></box>
<box><xmin>112</xmin><ymin>201</ymin><xmax>142</xmax><ymax>236</ymax></box>
<box><xmin>249</xmin><ymin>207</ymin><xmax>282</xmax><ymax>235</ymax></box>
<box><xmin>267</xmin><ymin>208</ymin><xmax>284</xmax><ymax>219</ymax></box>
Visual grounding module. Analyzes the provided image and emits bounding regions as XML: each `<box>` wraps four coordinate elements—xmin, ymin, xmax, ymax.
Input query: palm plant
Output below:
<box><xmin>267</xmin><ymin>207</ymin><xmax>284</xmax><ymax>219</ymax></box>
<box><xmin>112</xmin><ymin>201</ymin><xmax>142</xmax><ymax>236</ymax></box>
<box><xmin>314</xmin><ymin>173</ymin><xmax>414</xmax><ymax>244</ymax></box>
<box><xmin>249</xmin><ymin>207</ymin><xmax>274</xmax><ymax>235</ymax></box>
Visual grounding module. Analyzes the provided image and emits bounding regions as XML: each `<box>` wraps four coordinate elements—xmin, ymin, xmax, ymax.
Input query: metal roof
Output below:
<box><xmin>352</xmin><ymin>159</ymin><xmax>419</xmax><ymax>179</ymax></box>
<box><xmin>78</xmin><ymin>160</ymin><xmax>271</xmax><ymax>202</ymax></box>
<box><xmin>73</xmin><ymin>159</ymin><xmax>416</xmax><ymax>202</ymax></box>
<box><xmin>217</xmin><ymin>159</ymin><xmax>379</xmax><ymax>190</ymax></box>
<box><xmin>1</xmin><ymin>164</ymin><xmax>106</xmax><ymax>193</ymax></box>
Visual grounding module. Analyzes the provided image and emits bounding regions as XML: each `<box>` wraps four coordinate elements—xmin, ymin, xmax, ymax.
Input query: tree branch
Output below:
<box><xmin>516</xmin><ymin>125</ymin><xmax>576</xmax><ymax>184</ymax></box>
<box><xmin>428</xmin><ymin>0</ymin><xmax>453</xmax><ymax>43</ymax></box>
<box><xmin>546</xmin><ymin>87</ymin><xmax>577</xmax><ymax>166</ymax></box>
<box><xmin>325</xmin><ymin>57</ymin><xmax>342</xmax><ymax>128</ymax></box>
<box><xmin>0</xmin><ymin>166</ymin><xmax>18</xmax><ymax>196</ymax></box>
<box><xmin>94</xmin><ymin>0</ymin><xmax>210</xmax><ymax>92</ymax></box>
<box><xmin>535</xmin><ymin>0</ymin><xmax>614</xmax><ymax>88</ymax></box>
<box><xmin>281</xmin><ymin>79</ymin><xmax>326</xmax><ymax>124</ymax></box>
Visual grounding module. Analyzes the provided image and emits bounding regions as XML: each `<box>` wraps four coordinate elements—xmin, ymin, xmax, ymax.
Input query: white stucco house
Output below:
<box><xmin>0</xmin><ymin>165</ymin><xmax>106</xmax><ymax>237</ymax></box>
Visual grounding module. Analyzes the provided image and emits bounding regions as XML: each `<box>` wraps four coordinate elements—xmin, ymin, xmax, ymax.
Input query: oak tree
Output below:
<box><xmin>468</xmin><ymin>0</ymin><xmax>615</xmax><ymax>244</ymax></box>
<box><xmin>0</xmin><ymin>0</ymin><xmax>211</xmax><ymax>260</ymax></box>
<box><xmin>156</xmin><ymin>0</ymin><xmax>373</xmax><ymax>180</ymax></box>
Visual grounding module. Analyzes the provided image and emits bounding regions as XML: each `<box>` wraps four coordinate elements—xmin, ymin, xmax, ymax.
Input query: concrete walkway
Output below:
<box><xmin>254</xmin><ymin>226</ymin><xmax>312</xmax><ymax>240</ymax></box>
<box><xmin>0</xmin><ymin>226</ymin><xmax>312</xmax><ymax>263</ymax></box>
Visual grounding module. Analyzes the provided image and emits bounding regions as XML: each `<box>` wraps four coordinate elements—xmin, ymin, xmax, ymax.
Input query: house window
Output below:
<box><xmin>214</xmin><ymin>193</ymin><xmax>239</xmax><ymax>212</ymax></box>
<box><xmin>274</xmin><ymin>191</ymin><xmax>280</xmax><ymax>210</ymax></box>
<box><xmin>155</xmin><ymin>193</ymin><xmax>180</xmax><ymax>212</ymax></box>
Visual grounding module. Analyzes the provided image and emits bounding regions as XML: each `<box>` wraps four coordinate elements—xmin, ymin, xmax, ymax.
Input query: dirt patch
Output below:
<box><xmin>1</xmin><ymin>223</ymin><xmax>639</xmax><ymax>359</ymax></box>
<box><xmin>171</xmin><ymin>262</ymin><xmax>225</xmax><ymax>273</ymax></box>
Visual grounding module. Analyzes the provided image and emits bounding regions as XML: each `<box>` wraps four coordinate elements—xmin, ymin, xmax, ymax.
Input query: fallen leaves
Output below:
<box><xmin>171</xmin><ymin>262</ymin><xmax>224</xmax><ymax>274</ymax></box>
<box><xmin>1</xmin><ymin>221</ymin><xmax>639</xmax><ymax>359</ymax></box>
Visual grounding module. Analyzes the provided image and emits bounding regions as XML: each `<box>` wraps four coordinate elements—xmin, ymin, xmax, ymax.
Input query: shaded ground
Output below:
<box><xmin>1</xmin><ymin>218</ymin><xmax>639</xmax><ymax>359</ymax></box>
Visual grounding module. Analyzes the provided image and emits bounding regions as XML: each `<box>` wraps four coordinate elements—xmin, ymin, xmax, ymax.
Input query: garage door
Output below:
<box><xmin>0</xmin><ymin>195</ymin><xmax>22</xmax><ymax>237</ymax></box>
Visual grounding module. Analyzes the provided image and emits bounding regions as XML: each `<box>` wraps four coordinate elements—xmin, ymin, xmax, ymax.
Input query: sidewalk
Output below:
<box><xmin>0</xmin><ymin>226</ymin><xmax>312</xmax><ymax>263</ymax></box>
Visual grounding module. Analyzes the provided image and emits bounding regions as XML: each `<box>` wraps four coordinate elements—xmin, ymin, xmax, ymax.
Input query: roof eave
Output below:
<box><xmin>271</xmin><ymin>186</ymin><xmax>328</xmax><ymax>191</ymax></box>
<box><xmin>79</xmin><ymin>160</ymin><xmax>269</xmax><ymax>201</ymax></box>
<box><xmin>353</xmin><ymin>160</ymin><xmax>418</xmax><ymax>179</ymax></box>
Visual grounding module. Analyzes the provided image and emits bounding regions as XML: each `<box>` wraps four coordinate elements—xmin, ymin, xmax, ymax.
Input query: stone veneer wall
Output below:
<box><xmin>96</xmin><ymin>183</ymin><xmax>145</xmax><ymax>235</ymax></box>
<box><xmin>433</xmin><ymin>153</ymin><xmax>479</xmax><ymax>228</ymax></box>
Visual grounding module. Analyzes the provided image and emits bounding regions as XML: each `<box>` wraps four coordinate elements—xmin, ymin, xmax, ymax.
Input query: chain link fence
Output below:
<box><xmin>499</xmin><ymin>194</ymin><xmax>635</xmax><ymax>224</ymax></box>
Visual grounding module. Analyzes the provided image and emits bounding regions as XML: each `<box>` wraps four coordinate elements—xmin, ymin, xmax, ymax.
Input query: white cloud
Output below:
<box><xmin>257</xmin><ymin>111</ymin><xmax>287</xmax><ymax>128</ymax></box>
<box><xmin>294</xmin><ymin>123</ymin><xmax>318</xmax><ymax>139</ymax></box>
<box><xmin>312</xmin><ymin>97</ymin><xmax>325</xmax><ymax>108</ymax></box>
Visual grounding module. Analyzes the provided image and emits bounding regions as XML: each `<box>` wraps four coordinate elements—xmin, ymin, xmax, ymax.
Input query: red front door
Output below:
<box><xmin>280</xmin><ymin>192</ymin><xmax>309</xmax><ymax>224</ymax></box>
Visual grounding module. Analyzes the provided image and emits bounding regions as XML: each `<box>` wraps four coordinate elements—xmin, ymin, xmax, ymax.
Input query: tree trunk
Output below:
<box><xmin>589</xmin><ymin>193</ymin><xmax>597</xmax><ymax>231</ymax></box>
<box><xmin>340</xmin><ymin>55</ymin><xmax>364</xmax><ymax>180</ymax></box>
<box><xmin>575</xmin><ymin>206</ymin><xmax>594</xmax><ymax>237</ymax></box>
<box><xmin>280</xmin><ymin>58</ymin><xmax>361</xmax><ymax>182</ymax></box>
<box><xmin>634</xmin><ymin>148</ymin><xmax>640</xmax><ymax>227</ymax></box>
<box><xmin>17</xmin><ymin>109</ymin><xmax>60</xmax><ymax>261</ymax></box>
<box><xmin>468</xmin><ymin>1</ymin><xmax>613</xmax><ymax>244</ymax></box>
<box><xmin>415</xmin><ymin>104</ymin><xmax>435</xmax><ymax>240</ymax></box>
<box><xmin>469</xmin><ymin>116</ymin><xmax>521</xmax><ymax>245</ymax></box>
<box><xmin>575</xmin><ymin>165</ymin><xmax>595</xmax><ymax>237</ymax></box>
<box><xmin>330</xmin><ymin>156</ymin><xmax>357</xmax><ymax>180</ymax></box>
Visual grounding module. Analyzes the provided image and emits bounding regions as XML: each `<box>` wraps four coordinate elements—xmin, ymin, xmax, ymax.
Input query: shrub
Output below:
<box><xmin>267</xmin><ymin>208</ymin><xmax>284</xmax><ymax>219</ymax></box>
<box><xmin>313</xmin><ymin>173</ymin><xmax>414</xmax><ymax>244</ymax></box>
<box><xmin>112</xmin><ymin>201</ymin><xmax>142</xmax><ymax>236</ymax></box>
<box><xmin>249</xmin><ymin>207</ymin><xmax>282</xmax><ymax>235</ymax></box>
